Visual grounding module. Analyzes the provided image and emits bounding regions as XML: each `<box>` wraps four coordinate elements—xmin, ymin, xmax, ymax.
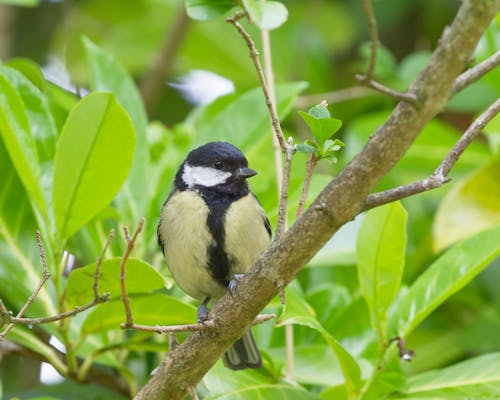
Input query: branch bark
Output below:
<box><xmin>135</xmin><ymin>1</ymin><xmax>500</xmax><ymax>398</ymax></box>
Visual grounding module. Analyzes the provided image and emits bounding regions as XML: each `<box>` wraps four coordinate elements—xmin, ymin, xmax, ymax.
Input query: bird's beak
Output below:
<box><xmin>237</xmin><ymin>167</ymin><xmax>258</xmax><ymax>179</ymax></box>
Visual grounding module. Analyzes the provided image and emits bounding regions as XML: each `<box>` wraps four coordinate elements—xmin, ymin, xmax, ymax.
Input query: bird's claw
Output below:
<box><xmin>228</xmin><ymin>274</ymin><xmax>245</xmax><ymax>297</ymax></box>
<box><xmin>197</xmin><ymin>297</ymin><xmax>210</xmax><ymax>323</ymax></box>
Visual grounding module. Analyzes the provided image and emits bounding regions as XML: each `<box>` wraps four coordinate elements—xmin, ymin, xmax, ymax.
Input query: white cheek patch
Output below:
<box><xmin>182</xmin><ymin>163</ymin><xmax>231</xmax><ymax>188</ymax></box>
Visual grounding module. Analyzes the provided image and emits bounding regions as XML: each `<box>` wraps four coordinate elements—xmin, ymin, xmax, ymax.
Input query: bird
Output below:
<box><xmin>157</xmin><ymin>141</ymin><xmax>272</xmax><ymax>370</ymax></box>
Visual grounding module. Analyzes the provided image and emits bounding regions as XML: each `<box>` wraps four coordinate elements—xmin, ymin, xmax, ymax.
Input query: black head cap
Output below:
<box><xmin>175</xmin><ymin>142</ymin><xmax>257</xmax><ymax>192</ymax></box>
<box><xmin>185</xmin><ymin>142</ymin><xmax>248</xmax><ymax>170</ymax></box>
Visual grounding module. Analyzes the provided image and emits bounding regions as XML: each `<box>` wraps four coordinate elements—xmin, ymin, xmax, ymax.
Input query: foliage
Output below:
<box><xmin>0</xmin><ymin>0</ymin><xmax>500</xmax><ymax>399</ymax></box>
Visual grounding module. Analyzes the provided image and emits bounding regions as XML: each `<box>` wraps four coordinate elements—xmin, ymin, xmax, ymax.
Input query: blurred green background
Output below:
<box><xmin>0</xmin><ymin>0</ymin><xmax>500</xmax><ymax>399</ymax></box>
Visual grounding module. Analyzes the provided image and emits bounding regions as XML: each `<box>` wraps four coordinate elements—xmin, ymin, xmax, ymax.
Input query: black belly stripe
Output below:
<box><xmin>200</xmin><ymin>189</ymin><xmax>247</xmax><ymax>287</ymax></box>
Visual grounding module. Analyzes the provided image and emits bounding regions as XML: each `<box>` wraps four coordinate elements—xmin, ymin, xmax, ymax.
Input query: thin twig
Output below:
<box><xmin>4</xmin><ymin>295</ymin><xmax>109</xmax><ymax>326</ymax></box>
<box><xmin>451</xmin><ymin>51</ymin><xmax>500</xmax><ymax>95</ymax></box>
<box><xmin>361</xmin><ymin>0</ymin><xmax>378</xmax><ymax>80</ymax></box>
<box><xmin>226</xmin><ymin>12</ymin><xmax>287</xmax><ymax>151</ymax></box>
<box><xmin>123</xmin><ymin>225</ymin><xmax>131</xmax><ymax>244</ymax></box>
<box><xmin>363</xmin><ymin>176</ymin><xmax>448</xmax><ymax>210</ymax></box>
<box><xmin>357</xmin><ymin>0</ymin><xmax>418</xmax><ymax>104</ymax></box>
<box><xmin>121</xmin><ymin>313</ymin><xmax>275</xmax><ymax>334</ymax></box>
<box><xmin>94</xmin><ymin>229</ymin><xmax>115</xmax><ymax>300</ymax></box>
<box><xmin>275</xmin><ymin>139</ymin><xmax>295</xmax><ymax>239</ymax></box>
<box><xmin>356</xmin><ymin>75</ymin><xmax>419</xmax><ymax>103</ymax></box>
<box><xmin>436</xmin><ymin>97</ymin><xmax>500</xmax><ymax>177</ymax></box>
<box><xmin>0</xmin><ymin>231</ymin><xmax>51</xmax><ymax>338</ymax></box>
<box><xmin>120</xmin><ymin>218</ymin><xmax>145</xmax><ymax>327</ymax></box>
<box><xmin>364</xmin><ymin>98</ymin><xmax>500</xmax><ymax>210</ymax></box>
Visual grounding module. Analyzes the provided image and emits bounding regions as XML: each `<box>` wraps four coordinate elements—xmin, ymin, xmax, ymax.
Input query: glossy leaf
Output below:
<box><xmin>65</xmin><ymin>257</ymin><xmax>165</xmax><ymax>308</ymax></box>
<box><xmin>0</xmin><ymin>140</ymin><xmax>56</xmax><ymax>316</ymax></box>
<box><xmin>0</xmin><ymin>65</ymin><xmax>57</xmax><ymax>213</ymax></box>
<box><xmin>356</xmin><ymin>202</ymin><xmax>407</xmax><ymax>338</ymax></box>
<box><xmin>83</xmin><ymin>37</ymin><xmax>149</xmax><ymax>224</ymax></box>
<box><xmin>298</xmin><ymin>111</ymin><xmax>342</xmax><ymax>143</ymax></box>
<box><xmin>185</xmin><ymin>0</ymin><xmax>236</xmax><ymax>20</ymax></box>
<box><xmin>277</xmin><ymin>286</ymin><xmax>362</xmax><ymax>398</ymax></box>
<box><xmin>0</xmin><ymin>70</ymin><xmax>47</xmax><ymax>218</ymax></box>
<box><xmin>242</xmin><ymin>0</ymin><xmax>288</xmax><ymax>30</ymax></box>
<box><xmin>405</xmin><ymin>352</ymin><xmax>500</xmax><ymax>397</ymax></box>
<box><xmin>6</xmin><ymin>58</ymin><xmax>46</xmax><ymax>90</ymax></box>
<box><xmin>433</xmin><ymin>159</ymin><xmax>500</xmax><ymax>252</ymax></box>
<box><xmin>388</xmin><ymin>225</ymin><xmax>500</xmax><ymax>337</ymax></box>
<box><xmin>52</xmin><ymin>92</ymin><xmax>135</xmax><ymax>241</ymax></box>
<box><xmin>81</xmin><ymin>293</ymin><xmax>196</xmax><ymax>333</ymax></box>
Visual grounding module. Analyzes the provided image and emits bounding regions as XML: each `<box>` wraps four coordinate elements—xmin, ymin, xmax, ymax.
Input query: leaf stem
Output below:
<box><xmin>297</xmin><ymin>153</ymin><xmax>317</xmax><ymax>218</ymax></box>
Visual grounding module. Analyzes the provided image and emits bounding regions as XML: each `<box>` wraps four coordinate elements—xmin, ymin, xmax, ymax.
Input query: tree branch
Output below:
<box><xmin>122</xmin><ymin>314</ymin><xmax>275</xmax><ymax>334</ymax></box>
<box><xmin>451</xmin><ymin>51</ymin><xmax>500</xmax><ymax>95</ymax></box>
<box><xmin>135</xmin><ymin>1</ymin><xmax>500</xmax><ymax>398</ymax></box>
<box><xmin>5</xmin><ymin>296</ymin><xmax>109</xmax><ymax>326</ymax></box>
<box><xmin>364</xmin><ymin>97</ymin><xmax>500</xmax><ymax>209</ymax></box>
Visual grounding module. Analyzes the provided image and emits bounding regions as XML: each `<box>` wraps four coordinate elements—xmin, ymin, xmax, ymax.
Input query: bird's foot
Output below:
<box><xmin>228</xmin><ymin>274</ymin><xmax>245</xmax><ymax>297</ymax></box>
<box><xmin>197</xmin><ymin>297</ymin><xmax>211</xmax><ymax>323</ymax></box>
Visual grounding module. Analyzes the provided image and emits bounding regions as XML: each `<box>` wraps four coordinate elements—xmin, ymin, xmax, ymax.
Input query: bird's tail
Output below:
<box><xmin>222</xmin><ymin>330</ymin><xmax>262</xmax><ymax>370</ymax></box>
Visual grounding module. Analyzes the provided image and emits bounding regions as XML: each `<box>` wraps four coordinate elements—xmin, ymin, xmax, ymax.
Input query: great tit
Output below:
<box><xmin>157</xmin><ymin>142</ymin><xmax>271</xmax><ymax>370</ymax></box>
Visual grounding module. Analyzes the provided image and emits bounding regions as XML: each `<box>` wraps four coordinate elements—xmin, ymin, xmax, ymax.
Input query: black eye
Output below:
<box><xmin>214</xmin><ymin>160</ymin><xmax>224</xmax><ymax>170</ymax></box>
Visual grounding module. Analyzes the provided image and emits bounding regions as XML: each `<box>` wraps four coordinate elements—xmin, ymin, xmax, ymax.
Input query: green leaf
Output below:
<box><xmin>53</xmin><ymin>92</ymin><xmax>135</xmax><ymax>241</ymax></box>
<box><xmin>433</xmin><ymin>159</ymin><xmax>500</xmax><ymax>252</ymax></box>
<box><xmin>82</xmin><ymin>293</ymin><xmax>196</xmax><ymax>333</ymax></box>
<box><xmin>0</xmin><ymin>65</ymin><xmax>58</xmax><ymax>215</ymax></box>
<box><xmin>356</xmin><ymin>202</ymin><xmax>407</xmax><ymax>338</ymax></box>
<box><xmin>296</xmin><ymin>143</ymin><xmax>318</xmax><ymax>154</ymax></box>
<box><xmin>388</xmin><ymin>225</ymin><xmax>500</xmax><ymax>338</ymax></box>
<box><xmin>405</xmin><ymin>353</ymin><xmax>500</xmax><ymax>397</ymax></box>
<box><xmin>65</xmin><ymin>257</ymin><xmax>165</xmax><ymax>308</ymax></box>
<box><xmin>298</xmin><ymin>110</ymin><xmax>342</xmax><ymax>143</ymax></box>
<box><xmin>204</xmin><ymin>360</ymin><xmax>276</xmax><ymax>395</ymax></box>
<box><xmin>5</xmin><ymin>58</ymin><xmax>46</xmax><ymax>90</ymax></box>
<box><xmin>242</xmin><ymin>0</ymin><xmax>288</xmax><ymax>30</ymax></box>
<box><xmin>0</xmin><ymin>70</ymin><xmax>47</xmax><ymax>219</ymax></box>
<box><xmin>0</xmin><ymin>139</ymin><xmax>57</xmax><ymax>316</ymax></box>
<box><xmin>83</xmin><ymin>37</ymin><xmax>149</xmax><ymax>225</ymax></box>
<box><xmin>308</xmin><ymin>103</ymin><xmax>331</xmax><ymax>119</ymax></box>
<box><xmin>277</xmin><ymin>286</ymin><xmax>362</xmax><ymax>398</ymax></box>
<box><xmin>185</xmin><ymin>0</ymin><xmax>236</xmax><ymax>20</ymax></box>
